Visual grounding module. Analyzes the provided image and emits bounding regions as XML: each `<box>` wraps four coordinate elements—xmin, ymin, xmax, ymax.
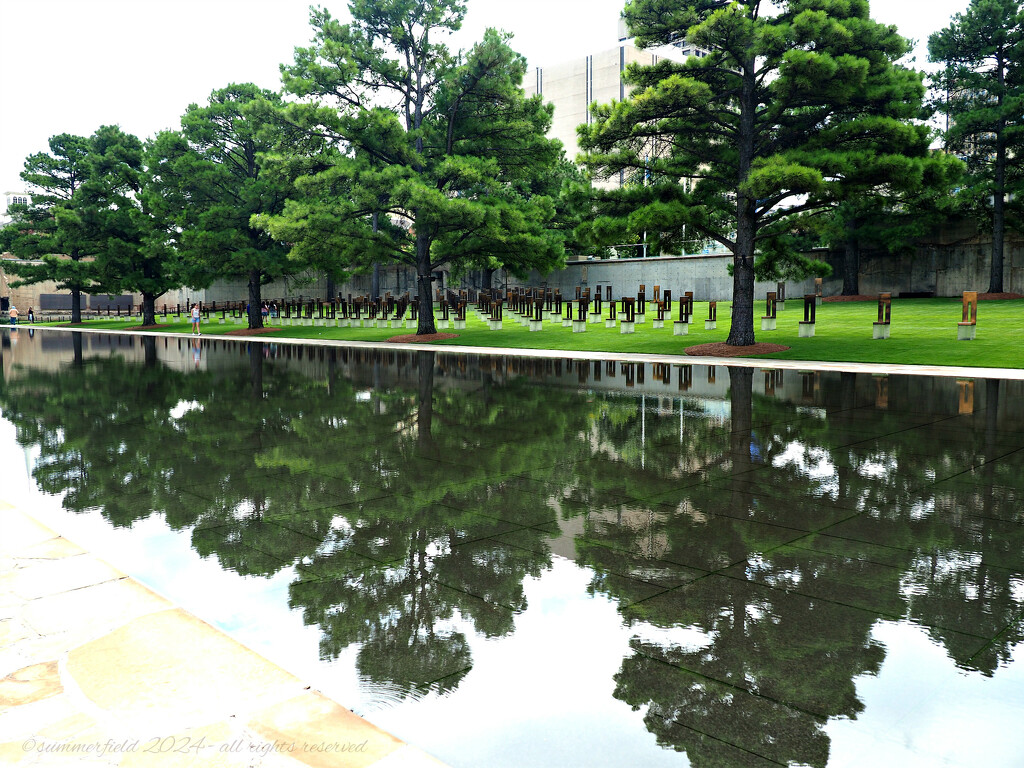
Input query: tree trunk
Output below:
<box><xmin>727</xmin><ymin>248</ymin><xmax>756</xmax><ymax>346</ymax></box>
<box><xmin>728</xmin><ymin>366</ymin><xmax>753</xmax><ymax>471</ymax></box>
<box><xmin>71</xmin><ymin>287</ymin><xmax>82</xmax><ymax>324</ymax></box>
<box><xmin>141</xmin><ymin>293</ymin><xmax>156</xmax><ymax>327</ymax></box>
<box><xmin>990</xmin><ymin>140</ymin><xmax>1006</xmax><ymax>293</ymax></box>
<box><xmin>482</xmin><ymin>267</ymin><xmax>494</xmax><ymax>291</ymax></box>
<box><xmin>415</xmin><ymin>231</ymin><xmax>437</xmax><ymax>335</ymax></box>
<box><xmin>726</xmin><ymin>58</ymin><xmax>758</xmax><ymax>347</ymax></box>
<box><xmin>842</xmin><ymin>231</ymin><xmax>860</xmax><ymax>296</ymax></box>
<box><xmin>417</xmin><ymin>350</ymin><xmax>435</xmax><ymax>447</ymax></box>
<box><xmin>371</xmin><ymin>211</ymin><xmax>381</xmax><ymax>300</ymax></box>
<box><xmin>142</xmin><ymin>336</ymin><xmax>157</xmax><ymax>368</ymax></box>
<box><xmin>72</xmin><ymin>332</ymin><xmax>83</xmax><ymax>367</ymax></box>
<box><xmin>728</xmin><ymin>366</ymin><xmax>754</xmax><ymax>517</ymax></box>
<box><xmin>326</xmin><ymin>273</ymin><xmax>335</xmax><ymax>303</ymax></box>
<box><xmin>248</xmin><ymin>269</ymin><xmax>263</xmax><ymax>329</ymax></box>
<box><xmin>249</xmin><ymin>342</ymin><xmax>264</xmax><ymax>399</ymax></box>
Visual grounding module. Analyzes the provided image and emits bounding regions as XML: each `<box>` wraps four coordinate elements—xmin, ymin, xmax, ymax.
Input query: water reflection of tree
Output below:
<box><xmin>571</xmin><ymin>368</ymin><xmax>1024</xmax><ymax>767</ymax></box>
<box><xmin>288</xmin><ymin>353</ymin><xmax>599</xmax><ymax>694</ymax></box>
<box><xmin>3</xmin><ymin>341</ymin><xmax>1024</xmax><ymax>753</ymax></box>
<box><xmin>0</xmin><ymin>341</ymin><xmax>588</xmax><ymax>697</ymax></box>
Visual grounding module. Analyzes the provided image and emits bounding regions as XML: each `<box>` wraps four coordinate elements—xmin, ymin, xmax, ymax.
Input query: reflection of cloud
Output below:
<box><xmin>0</xmin><ymin>420</ymin><xmax>36</xmax><ymax>501</ymax></box>
<box><xmin>10</xmin><ymin>476</ymin><xmax>362</xmax><ymax>706</ymax></box>
<box><xmin>826</xmin><ymin>621</ymin><xmax>1024</xmax><ymax>766</ymax></box>
<box><xmin>169</xmin><ymin>400</ymin><xmax>202</xmax><ymax>419</ymax></box>
<box><xmin>368</xmin><ymin>559</ymin><xmax>683</xmax><ymax>767</ymax></box>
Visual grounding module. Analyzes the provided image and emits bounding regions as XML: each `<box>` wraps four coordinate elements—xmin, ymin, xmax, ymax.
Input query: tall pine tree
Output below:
<box><xmin>930</xmin><ymin>0</ymin><xmax>1024</xmax><ymax>294</ymax></box>
<box><xmin>156</xmin><ymin>84</ymin><xmax>295</xmax><ymax>329</ymax></box>
<box><xmin>79</xmin><ymin>125</ymin><xmax>183</xmax><ymax>326</ymax></box>
<box><xmin>581</xmin><ymin>0</ymin><xmax>931</xmax><ymax>345</ymax></box>
<box><xmin>2</xmin><ymin>134</ymin><xmax>94</xmax><ymax>323</ymax></box>
<box><xmin>258</xmin><ymin>2</ymin><xmax>565</xmax><ymax>334</ymax></box>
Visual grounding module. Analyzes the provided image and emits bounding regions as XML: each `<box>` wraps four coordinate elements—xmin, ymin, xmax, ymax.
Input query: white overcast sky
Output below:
<box><xmin>0</xmin><ymin>0</ymin><xmax>969</xmax><ymax>192</ymax></box>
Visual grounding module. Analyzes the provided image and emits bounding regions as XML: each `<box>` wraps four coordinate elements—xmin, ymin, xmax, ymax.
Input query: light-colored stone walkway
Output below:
<box><xmin>0</xmin><ymin>500</ymin><xmax>447</xmax><ymax>768</ymax></box>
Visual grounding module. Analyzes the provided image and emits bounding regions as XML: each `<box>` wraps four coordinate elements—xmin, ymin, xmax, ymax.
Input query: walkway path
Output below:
<box><xmin>0</xmin><ymin>499</ymin><xmax>447</xmax><ymax>768</ymax></box>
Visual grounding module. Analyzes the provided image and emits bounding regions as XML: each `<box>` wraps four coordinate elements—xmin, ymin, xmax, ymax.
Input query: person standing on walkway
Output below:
<box><xmin>190</xmin><ymin>303</ymin><xmax>201</xmax><ymax>335</ymax></box>
<box><xmin>9</xmin><ymin>305</ymin><xmax>18</xmax><ymax>326</ymax></box>
<box><xmin>27</xmin><ymin>307</ymin><xmax>34</xmax><ymax>323</ymax></box>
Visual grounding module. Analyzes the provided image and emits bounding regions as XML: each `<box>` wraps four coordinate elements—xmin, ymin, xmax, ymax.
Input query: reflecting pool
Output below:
<box><xmin>2</xmin><ymin>329</ymin><xmax>1023</xmax><ymax>767</ymax></box>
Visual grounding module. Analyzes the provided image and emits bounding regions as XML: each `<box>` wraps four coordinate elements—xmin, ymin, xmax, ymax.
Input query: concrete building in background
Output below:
<box><xmin>523</xmin><ymin>18</ymin><xmax>704</xmax><ymax>181</ymax></box>
<box><xmin>1</xmin><ymin>191</ymin><xmax>31</xmax><ymax>227</ymax></box>
<box><xmin>522</xmin><ymin>18</ymin><xmax>718</xmax><ymax>259</ymax></box>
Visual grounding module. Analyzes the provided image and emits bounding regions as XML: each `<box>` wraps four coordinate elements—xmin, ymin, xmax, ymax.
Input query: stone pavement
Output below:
<box><xmin>0</xmin><ymin>500</ymin><xmax>447</xmax><ymax>768</ymax></box>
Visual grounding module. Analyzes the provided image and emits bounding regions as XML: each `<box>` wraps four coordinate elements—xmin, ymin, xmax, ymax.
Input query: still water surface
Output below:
<box><xmin>2</xmin><ymin>329</ymin><xmax>1023</xmax><ymax>767</ymax></box>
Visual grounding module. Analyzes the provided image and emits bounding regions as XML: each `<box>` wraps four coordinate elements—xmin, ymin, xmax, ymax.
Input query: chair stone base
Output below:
<box><xmin>437</xmin><ymin>319</ymin><xmax>449</xmax><ymax>330</ymax></box>
<box><xmin>453</xmin><ymin>320</ymin><xmax>466</xmax><ymax>330</ymax></box>
<box><xmin>958</xmin><ymin>323</ymin><xmax>976</xmax><ymax>340</ymax></box>
<box><xmin>761</xmin><ymin>317</ymin><xmax>776</xmax><ymax>331</ymax></box>
<box><xmin>572</xmin><ymin>320</ymin><xmax>587</xmax><ymax>333</ymax></box>
<box><xmin>777</xmin><ymin>301</ymin><xmax>785</xmax><ymax>312</ymax></box>
<box><xmin>873</xmin><ymin>323</ymin><xmax>890</xmax><ymax>339</ymax></box>
<box><xmin>529</xmin><ymin>319</ymin><xmax>544</xmax><ymax>332</ymax></box>
<box><xmin>673</xmin><ymin>322</ymin><xmax>689</xmax><ymax>336</ymax></box>
<box><xmin>605</xmin><ymin>319</ymin><xmax>616</xmax><ymax>329</ymax></box>
<box><xmin>620</xmin><ymin>321</ymin><xmax>635</xmax><ymax>334</ymax></box>
<box><xmin>798</xmin><ymin>322</ymin><xmax>815</xmax><ymax>338</ymax></box>
<box><xmin>652</xmin><ymin>320</ymin><xmax>664</xmax><ymax>329</ymax></box>
<box><xmin>488</xmin><ymin>320</ymin><xmax>503</xmax><ymax>330</ymax></box>
<box><xmin>705</xmin><ymin>320</ymin><xmax>717</xmax><ymax>330</ymax></box>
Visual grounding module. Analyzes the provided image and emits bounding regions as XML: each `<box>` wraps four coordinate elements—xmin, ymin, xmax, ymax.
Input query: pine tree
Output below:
<box><xmin>258</xmin><ymin>2</ymin><xmax>565</xmax><ymax>334</ymax></box>
<box><xmin>581</xmin><ymin>0</ymin><xmax>933</xmax><ymax>345</ymax></box>
<box><xmin>929</xmin><ymin>0</ymin><xmax>1024</xmax><ymax>294</ymax></box>
<box><xmin>155</xmin><ymin>84</ymin><xmax>296</xmax><ymax>329</ymax></box>
<box><xmin>3</xmin><ymin>134</ymin><xmax>95</xmax><ymax>323</ymax></box>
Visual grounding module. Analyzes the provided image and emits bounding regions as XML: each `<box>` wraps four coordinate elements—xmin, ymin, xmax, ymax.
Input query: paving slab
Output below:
<box><xmin>0</xmin><ymin>502</ymin><xmax>448</xmax><ymax>767</ymax></box>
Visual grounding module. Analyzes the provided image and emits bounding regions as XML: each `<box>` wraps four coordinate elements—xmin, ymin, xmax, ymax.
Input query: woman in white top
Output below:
<box><xmin>190</xmin><ymin>304</ymin><xmax>201</xmax><ymax>335</ymax></box>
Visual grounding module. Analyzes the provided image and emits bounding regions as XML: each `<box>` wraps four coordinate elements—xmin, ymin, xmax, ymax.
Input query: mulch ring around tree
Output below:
<box><xmin>825</xmin><ymin>293</ymin><xmax>1023</xmax><ymax>302</ymax></box>
<box><xmin>386</xmin><ymin>333</ymin><xmax>460</xmax><ymax>343</ymax></box>
<box><xmin>686</xmin><ymin>342</ymin><xmax>790</xmax><ymax>357</ymax></box>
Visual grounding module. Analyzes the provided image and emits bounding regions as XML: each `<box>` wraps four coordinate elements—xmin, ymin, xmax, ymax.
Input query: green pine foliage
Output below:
<box><xmin>929</xmin><ymin>0</ymin><xmax>1024</xmax><ymax>293</ymax></box>
<box><xmin>580</xmin><ymin>0</ymin><xmax>936</xmax><ymax>345</ymax></box>
<box><xmin>152</xmin><ymin>84</ymin><xmax>296</xmax><ymax>329</ymax></box>
<box><xmin>80</xmin><ymin>125</ymin><xmax>183</xmax><ymax>326</ymax></box>
<box><xmin>255</xmin><ymin>2</ymin><xmax>567</xmax><ymax>334</ymax></box>
<box><xmin>2</xmin><ymin>134</ymin><xmax>96</xmax><ymax>323</ymax></box>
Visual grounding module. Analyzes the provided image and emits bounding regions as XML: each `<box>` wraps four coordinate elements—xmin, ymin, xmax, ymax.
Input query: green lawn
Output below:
<box><xmin>32</xmin><ymin>297</ymin><xmax>1024</xmax><ymax>368</ymax></box>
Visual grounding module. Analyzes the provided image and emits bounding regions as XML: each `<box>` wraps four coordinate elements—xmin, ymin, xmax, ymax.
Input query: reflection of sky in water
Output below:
<box><xmin>4</xmin><ymin>334</ymin><xmax>1024</xmax><ymax>768</ymax></box>
<box><xmin>827</xmin><ymin>622</ymin><xmax>1024</xmax><ymax>768</ymax></box>
<box><xmin>7</xmin><ymin>447</ymin><xmax>684</xmax><ymax>767</ymax></box>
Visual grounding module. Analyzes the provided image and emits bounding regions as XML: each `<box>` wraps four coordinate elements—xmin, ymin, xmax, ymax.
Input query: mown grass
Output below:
<box><xmin>31</xmin><ymin>297</ymin><xmax>1024</xmax><ymax>368</ymax></box>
